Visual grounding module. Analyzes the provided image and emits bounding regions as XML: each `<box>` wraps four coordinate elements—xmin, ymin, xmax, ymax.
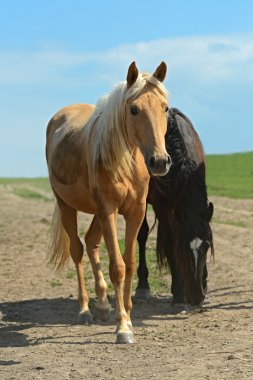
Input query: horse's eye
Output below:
<box><xmin>165</xmin><ymin>106</ymin><xmax>169</xmax><ymax>113</ymax></box>
<box><xmin>130</xmin><ymin>106</ymin><xmax>139</xmax><ymax>115</ymax></box>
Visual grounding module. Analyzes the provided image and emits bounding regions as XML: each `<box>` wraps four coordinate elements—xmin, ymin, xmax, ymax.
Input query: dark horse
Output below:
<box><xmin>135</xmin><ymin>108</ymin><xmax>214</xmax><ymax>312</ymax></box>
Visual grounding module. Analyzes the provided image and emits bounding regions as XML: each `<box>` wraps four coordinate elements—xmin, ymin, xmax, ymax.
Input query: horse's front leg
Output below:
<box><xmin>124</xmin><ymin>203</ymin><xmax>146</xmax><ymax>328</ymax></box>
<box><xmin>99</xmin><ymin>211</ymin><xmax>133</xmax><ymax>344</ymax></box>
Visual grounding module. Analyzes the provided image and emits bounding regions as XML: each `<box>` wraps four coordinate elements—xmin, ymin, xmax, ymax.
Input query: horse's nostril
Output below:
<box><xmin>149</xmin><ymin>156</ymin><xmax>156</xmax><ymax>169</ymax></box>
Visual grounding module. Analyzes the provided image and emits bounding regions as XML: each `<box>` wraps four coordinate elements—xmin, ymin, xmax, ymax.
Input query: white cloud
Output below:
<box><xmin>1</xmin><ymin>34</ymin><xmax>253</xmax><ymax>176</ymax></box>
<box><xmin>0</xmin><ymin>34</ymin><xmax>253</xmax><ymax>86</ymax></box>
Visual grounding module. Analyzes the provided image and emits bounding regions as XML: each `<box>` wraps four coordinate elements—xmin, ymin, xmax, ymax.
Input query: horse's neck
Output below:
<box><xmin>131</xmin><ymin>147</ymin><xmax>149</xmax><ymax>180</ymax></box>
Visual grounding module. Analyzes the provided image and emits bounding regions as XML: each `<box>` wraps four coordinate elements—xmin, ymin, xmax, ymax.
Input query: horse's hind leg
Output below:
<box><xmin>135</xmin><ymin>210</ymin><xmax>151</xmax><ymax>299</ymax></box>
<box><xmin>56</xmin><ymin>196</ymin><xmax>93</xmax><ymax>324</ymax></box>
<box><xmin>85</xmin><ymin>215</ymin><xmax>110</xmax><ymax>321</ymax></box>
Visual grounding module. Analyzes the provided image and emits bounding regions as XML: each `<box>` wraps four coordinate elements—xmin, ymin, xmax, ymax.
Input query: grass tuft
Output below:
<box><xmin>49</xmin><ymin>279</ymin><xmax>63</xmax><ymax>287</ymax></box>
<box><xmin>213</xmin><ymin>218</ymin><xmax>247</xmax><ymax>228</ymax></box>
<box><xmin>13</xmin><ymin>188</ymin><xmax>50</xmax><ymax>201</ymax></box>
<box><xmin>66</xmin><ymin>269</ymin><xmax>76</xmax><ymax>279</ymax></box>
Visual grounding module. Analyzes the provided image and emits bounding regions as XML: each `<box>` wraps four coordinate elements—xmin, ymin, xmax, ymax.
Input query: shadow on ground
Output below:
<box><xmin>1</xmin><ymin>286</ymin><xmax>252</xmax><ymax>348</ymax></box>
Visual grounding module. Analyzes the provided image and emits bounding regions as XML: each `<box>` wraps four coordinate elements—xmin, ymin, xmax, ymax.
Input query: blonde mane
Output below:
<box><xmin>83</xmin><ymin>73</ymin><xmax>169</xmax><ymax>185</ymax></box>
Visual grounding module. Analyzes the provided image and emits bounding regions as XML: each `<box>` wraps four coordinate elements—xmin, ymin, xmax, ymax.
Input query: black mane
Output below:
<box><xmin>167</xmin><ymin>108</ymin><xmax>208</xmax><ymax>213</ymax></box>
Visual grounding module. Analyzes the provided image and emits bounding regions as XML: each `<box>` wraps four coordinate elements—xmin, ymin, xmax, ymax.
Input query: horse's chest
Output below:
<box><xmin>118</xmin><ymin>181</ymin><xmax>149</xmax><ymax>215</ymax></box>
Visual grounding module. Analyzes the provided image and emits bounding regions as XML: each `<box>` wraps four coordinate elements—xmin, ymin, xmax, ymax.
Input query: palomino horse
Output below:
<box><xmin>46</xmin><ymin>62</ymin><xmax>171</xmax><ymax>344</ymax></box>
<box><xmin>136</xmin><ymin>108</ymin><xmax>214</xmax><ymax>313</ymax></box>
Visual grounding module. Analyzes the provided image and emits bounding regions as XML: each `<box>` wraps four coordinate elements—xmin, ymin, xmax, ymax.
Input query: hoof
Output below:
<box><xmin>168</xmin><ymin>303</ymin><xmax>189</xmax><ymax>315</ymax></box>
<box><xmin>189</xmin><ymin>305</ymin><xmax>203</xmax><ymax>313</ymax></box>
<box><xmin>94</xmin><ymin>307</ymin><xmax>111</xmax><ymax>322</ymax></box>
<box><xmin>78</xmin><ymin>310</ymin><xmax>93</xmax><ymax>325</ymax></box>
<box><xmin>116</xmin><ymin>331</ymin><xmax>135</xmax><ymax>344</ymax></box>
<box><xmin>135</xmin><ymin>288</ymin><xmax>151</xmax><ymax>300</ymax></box>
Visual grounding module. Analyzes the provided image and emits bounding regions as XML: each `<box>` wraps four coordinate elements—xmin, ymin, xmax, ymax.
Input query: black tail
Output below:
<box><xmin>156</xmin><ymin>221</ymin><xmax>169</xmax><ymax>271</ymax></box>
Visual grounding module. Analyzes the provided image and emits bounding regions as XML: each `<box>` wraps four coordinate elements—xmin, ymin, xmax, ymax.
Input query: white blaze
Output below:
<box><xmin>190</xmin><ymin>237</ymin><xmax>203</xmax><ymax>276</ymax></box>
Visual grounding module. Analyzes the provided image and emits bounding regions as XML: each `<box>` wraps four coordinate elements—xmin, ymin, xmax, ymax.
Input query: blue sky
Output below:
<box><xmin>0</xmin><ymin>0</ymin><xmax>253</xmax><ymax>177</ymax></box>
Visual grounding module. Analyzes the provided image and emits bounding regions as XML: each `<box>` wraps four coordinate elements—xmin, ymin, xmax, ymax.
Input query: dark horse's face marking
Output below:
<box><xmin>189</xmin><ymin>237</ymin><xmax>207</xmax><ymax>277</ymax></box>
<box><xmin>183</xmin><ymin>202</ymin><xmax>214</xmax><ymax>306</ymax></box>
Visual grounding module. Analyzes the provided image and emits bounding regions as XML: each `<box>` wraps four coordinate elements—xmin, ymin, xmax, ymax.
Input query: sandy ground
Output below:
<box><xmin>0</xmin><ymin>184</ymin><xmax>253</xmax><ymax>380</ymax></box>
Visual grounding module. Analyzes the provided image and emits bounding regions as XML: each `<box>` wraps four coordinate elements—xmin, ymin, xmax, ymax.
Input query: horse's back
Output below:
<box><xmin>46</xmin><ymin>104</ymin><xmax>95</xmax><ymax>144</ymax></box>
<box><xmin>46</xmin><ymin>103</ymin><xmax>94</xmax><ymax>168</ymax></box>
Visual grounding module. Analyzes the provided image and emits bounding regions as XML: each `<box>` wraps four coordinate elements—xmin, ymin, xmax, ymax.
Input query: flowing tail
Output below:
<box><xmin>47</xmin><ymin>202</ymin><xmax>70</xmax><ymax>270</ymax></box>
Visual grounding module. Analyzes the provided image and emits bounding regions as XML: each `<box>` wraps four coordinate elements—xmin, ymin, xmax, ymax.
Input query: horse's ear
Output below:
<box><xmin>127</xmin><ymin>61</ymin><xmax>139</xmax><ymax>88</ymax></box>
<box><xmin>152</xmin><ymin>61</ymin><xmax>167</xmax><ymax>82</ymax></box>
<box><xmin>207</xmin><ymin>202</ymin><xmax>214</xmax><ymax>222</ymax></box>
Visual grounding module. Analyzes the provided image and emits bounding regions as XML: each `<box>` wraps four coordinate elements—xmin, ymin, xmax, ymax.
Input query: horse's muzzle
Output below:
<box><xmin>148</xmin><ymin>154</ymin><xmax>171</xmax><ymax>176</ymax></box>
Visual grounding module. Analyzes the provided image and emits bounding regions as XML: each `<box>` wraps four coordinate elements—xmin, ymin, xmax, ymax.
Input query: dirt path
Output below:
<box><xmin>0</xmin><ymin>186</ymin><xmax>253</xmax><ymax>379</ymax></box>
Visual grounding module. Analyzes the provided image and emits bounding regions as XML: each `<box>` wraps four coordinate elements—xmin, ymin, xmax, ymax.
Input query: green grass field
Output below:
<box><xmin>206</xmin><ymin>151</ymin><xmax>253</xmax><ymax>199</ymax></box>
<box><xmin>0</xmin><ymin>151</ymin><xmax>252</xmax><ymax>199</ymax></box>
<box><xmin>0</xmin><ymin>177</ymin><xmax>52</xmax><ymax>192</ymax></box>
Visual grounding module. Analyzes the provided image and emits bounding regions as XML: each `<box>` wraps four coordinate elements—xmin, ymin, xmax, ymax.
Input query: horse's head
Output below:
<box><xmin>125</xmin><ymin>62</ymin><xmax>171</xmax><ymax>176</ymax></box>
<box><xmin>179</xmin><ymin>201</ymin><xmax>214</xmax><ymax>306</ymax></box>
